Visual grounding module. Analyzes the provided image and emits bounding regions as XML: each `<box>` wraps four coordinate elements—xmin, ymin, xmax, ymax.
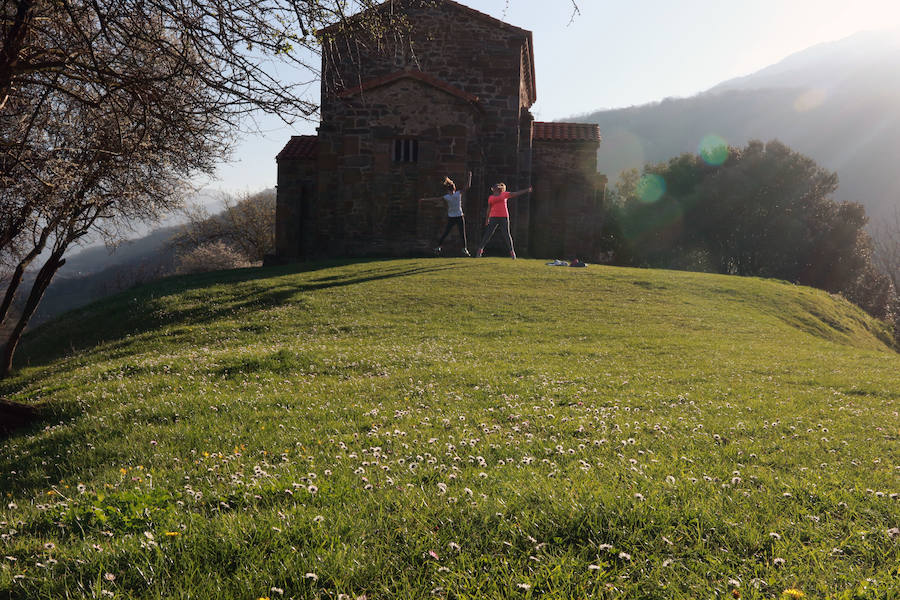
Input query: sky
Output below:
<box><xmin>201</xmin><ymin>0</ymin><xmax>900</xmax><ymax>197</ymax></box>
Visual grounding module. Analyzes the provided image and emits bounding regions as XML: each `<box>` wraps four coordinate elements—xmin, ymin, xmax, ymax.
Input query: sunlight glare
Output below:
<box><xmin>698</xmin><ymin>134</ymin><xmax>729</xmax><ymax>166</ymax></box>
<box><xmin>793</xmin><ymin>88</ymin><xmax>827</xmax><ymax>112</ymax></box>
<box><xmin>637</xmin><ymin>173</ymin><xmax>666</xmax><ymax>204</ymax></box>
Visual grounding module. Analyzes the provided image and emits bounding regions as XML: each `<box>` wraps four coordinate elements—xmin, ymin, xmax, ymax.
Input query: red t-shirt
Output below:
<box><xmin>488</xmin><ymin>191</ymin><xmax>512</xmax><ymax>218</ymax></box>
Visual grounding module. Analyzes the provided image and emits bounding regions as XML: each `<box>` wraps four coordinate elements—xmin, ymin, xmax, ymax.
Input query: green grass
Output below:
<box><xmin>1</xmin><ymin>258</ymin><xmax>898</xmax><ymax>600</ymax></box>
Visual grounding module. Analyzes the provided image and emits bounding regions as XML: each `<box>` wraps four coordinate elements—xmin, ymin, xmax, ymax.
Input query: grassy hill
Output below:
<box><xmin>1</xmin><ymin>259</ymin><xmax>898</xmax><ymax>599</ymax></box>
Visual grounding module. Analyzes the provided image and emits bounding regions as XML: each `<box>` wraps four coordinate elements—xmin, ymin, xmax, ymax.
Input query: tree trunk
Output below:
<box><xmin>0</xmin><ymin>262</ymin><xmax>27</xmax><ymax>330</ymax></box>
<box><xmin>0</xmin><ymin>248</ymin><xmax>65</xmax><ymax>378</ymax></box>
<box><xmin>0</xmin><ymin>224</ymin><xmax>52</xmax><ymax>328</ymax></box>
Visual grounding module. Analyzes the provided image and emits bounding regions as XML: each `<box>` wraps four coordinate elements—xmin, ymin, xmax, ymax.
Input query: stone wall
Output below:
<box><xmin>275</xmin><ymin>156</ymin><xmax>317</xmax><ymax>260</ymax></box>
<box><xmin>309</xmin><ymin>78</ymin><xmax>486</xmax><ymax>256</ymax></box>
<box><xmin>530</xmin><ymin>139</ymin><xmax>607</xmax><ymax>261</ymax></box>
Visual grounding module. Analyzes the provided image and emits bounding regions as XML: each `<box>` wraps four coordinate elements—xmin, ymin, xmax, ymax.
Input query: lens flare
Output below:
<box><xmin>636</xmin><ymin>173</ymin><xmax>666</xmax><ymax>204</ymax></box>
<box><xmin>698</xmin><ymin>134</ymin><xmax>728</xmax><ymax>166</ymax></box>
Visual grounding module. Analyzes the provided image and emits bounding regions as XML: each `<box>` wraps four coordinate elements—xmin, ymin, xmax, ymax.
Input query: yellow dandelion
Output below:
<box><xmin>782</xmin><ymin>589</ymin><xmax>805</xmax><ymax>599</ymax></box>
<box><xmin>164</xmin><ymin>531</ymin><xmax>180</xmax><ymax>537</ymax></box>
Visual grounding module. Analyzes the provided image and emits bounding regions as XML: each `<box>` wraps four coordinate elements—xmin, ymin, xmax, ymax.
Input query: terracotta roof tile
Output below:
<box><xmin>533</xmin><ymin>122</ymin><xmax>600</xmax><ymax>143</ymax></box>
<box><xmin>276</xmin><ymin>135</ymin><xmax>318</xmax><ymax>161</ymax></box>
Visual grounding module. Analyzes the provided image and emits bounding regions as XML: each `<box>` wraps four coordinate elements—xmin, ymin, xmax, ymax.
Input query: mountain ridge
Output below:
<box><xmin>581</xmin><ymin>29</ymin><xmax>900</xmax><ymax>220</ymax></box>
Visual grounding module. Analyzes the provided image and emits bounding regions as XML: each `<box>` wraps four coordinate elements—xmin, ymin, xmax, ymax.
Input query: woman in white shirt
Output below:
<box><xmin>419</xmin><ymin>171</ymin><xmax>472</xmax><ymax>256</ymax></box>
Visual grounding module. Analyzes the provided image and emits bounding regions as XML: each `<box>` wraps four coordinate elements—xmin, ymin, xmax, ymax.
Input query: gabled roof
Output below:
<box><xmin>338</xmin><ymin>69</ymin><xmax>481</xmax><ymax>108</ymax></box>
<box><xmin>435</xmin><ymin>0</ymin><xmax>531</xmax><ymax>36</ymax></box>
<box><xmin>320</xmin><ymin>0</ymin><xmax>529</xmax><ymax>36</ymax></box>
<box><xmin>533</xmin><ymin>122</ymin><xmax>601</xmax><ymax>143</ymax></box>
<box><xmin>320</xmin><ymin>0</ymin><xmax>536</xmax><ymax>104</ymax></box>
<box><xmin>276</xmin><ymin>135</ymin><xmax>318</xmax><ymax>161</ymax></box>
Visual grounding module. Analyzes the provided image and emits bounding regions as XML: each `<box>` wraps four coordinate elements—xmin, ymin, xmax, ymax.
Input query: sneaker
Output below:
<box><xmin>510</xmin><ymin>251</ymin><xmax>516</xmax><ymax>259</ymax></box>
<box><xmin>462</xmin><ymin>248</ymin><xmax>471</xmax><ymax>257</ymax></box>
<box><xmin>433</xmin><ymin>247</ymin><xmax>442</xmax><ymax>255</ymax></box>
<box><xmin>475</xmin><ymin>249</ymin><xmax>483</xmax><ymax>257</ymax></box>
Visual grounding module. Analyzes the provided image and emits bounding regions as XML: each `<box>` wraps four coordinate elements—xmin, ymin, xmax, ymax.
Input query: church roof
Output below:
<box><xmin>320</xmin><ymin>0</ymin><xmax>530</xmax><ymax>36</ymax></box>
<box><xmin>437</xmin><ymin>0</ymin><xmax>531</xmax><ymax>36</ymax></box>
<box><xmin>320</xmin><ymin>0</ymin><xmax>535</xmax><ymax>104</ymax></box>
<box><xmin>276</xmin><ymin>135</ymin><xmax>318</xmax><ymax>161</ymax></box>
<box><xmin>337</xmin><ymin>69</ymin><xmax>481</xmax><ymax>107</ymax></box>
<box><xmin>533</xmin><ymin>122</ymin><xmax>601</xmax><ymax>143</ymax></box>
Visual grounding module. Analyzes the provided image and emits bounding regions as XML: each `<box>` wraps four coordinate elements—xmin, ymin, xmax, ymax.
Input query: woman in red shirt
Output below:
<box><xmin>475</xmin><ymin>182</ymin><xmax>532</xmax><ymax>258</ymax></box>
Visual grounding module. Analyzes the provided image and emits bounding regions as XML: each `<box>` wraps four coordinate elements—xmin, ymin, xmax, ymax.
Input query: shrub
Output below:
<box><xmin>175</xmin><ymin>241</ymin><xmax>252</xmax><ymax>275</ymax></box>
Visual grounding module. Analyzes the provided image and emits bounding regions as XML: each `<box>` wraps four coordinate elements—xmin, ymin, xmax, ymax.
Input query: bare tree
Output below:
<box><xmin>0</xmin><ymin>0</ymin><xmax>415</xmax><ymax>376</ymax></box>
<box><xmin>0</xmin><ymin>51</ymin><xmax>221</xmax><ymax>374</ymax></box>
<box><xmin>0</xmin><ymin>0</ymin><xmax>406</xmax><ymax>119</ymax></box>
<box><xmin>172</xmin><ymin>189</ymin><xmax>276</xmax><ymax>263</ymax></box>
<box><xmin>175</xmin><ymin>240</ymin><xmax>253</xmax><ymax>275</ymax></box>
<box><xmin>0</xmin><ymin>0</ymin><xmax>415</xmax><ymax>255</ymax></box>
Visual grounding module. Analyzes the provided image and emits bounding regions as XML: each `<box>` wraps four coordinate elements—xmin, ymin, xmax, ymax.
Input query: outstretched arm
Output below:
<box><xmin>508</xmin><ymin>186</ymin><xmax>533</xmax><ymax>199</ymax></box>
<box><xmin>418</xmin><ymin>196</ymin><xmax>444</xmax><ymax>203</ymax></box>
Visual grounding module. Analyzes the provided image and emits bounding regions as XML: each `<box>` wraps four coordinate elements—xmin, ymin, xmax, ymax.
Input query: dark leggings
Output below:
<box><xmin>479</xmin><ymin>217</ymin><xmax>514</xmax><ymax>253</ymax></box>
<box><xmin>438</xmin><ymin>216</ymin><xmax>467</xmax><ymax>247</ymax></box>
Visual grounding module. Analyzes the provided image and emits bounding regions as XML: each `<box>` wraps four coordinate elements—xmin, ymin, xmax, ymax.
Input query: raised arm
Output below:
<box><xmin>463</xmin><ymin>171</ymin><xmax>473</xmax><ymax>192</ymax></box>
<box><xmin>508</xmin><ymin>186</ymin><xmax>533</xmax><ymax>199</ymax></box>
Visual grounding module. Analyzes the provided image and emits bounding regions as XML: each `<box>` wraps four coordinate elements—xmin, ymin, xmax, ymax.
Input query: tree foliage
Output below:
<box><xmin>607</xmin><ymin>140</ymin><xmax>896</xmax><ymax>322</ymax></box>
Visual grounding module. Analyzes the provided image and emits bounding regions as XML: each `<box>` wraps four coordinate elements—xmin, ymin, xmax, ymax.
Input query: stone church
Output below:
<box><xmin>275</xmin><ymin>0</ymin><xmax>606</xmax><ymax>261</ymax></box>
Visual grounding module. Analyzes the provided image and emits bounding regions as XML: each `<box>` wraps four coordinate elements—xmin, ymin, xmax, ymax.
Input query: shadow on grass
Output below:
<box><xmin>5</xmin><ymin>258</ymin><xmax>460</xmax><ymax>389</ymax></box>
<box><xmin>0</xmin><ymin>410</ymin><xmax>129</xmax><ymax>496</ymax></box>
<box><xmin>0</xmin><ymin>400</ymin><xmax>39</xmax><ymax>439</ymax></box>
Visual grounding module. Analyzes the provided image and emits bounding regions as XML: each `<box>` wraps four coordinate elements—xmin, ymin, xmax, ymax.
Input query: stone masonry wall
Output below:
<box><xmin>276</xmin><ymin>157</ymin><xmax>317</xmax><ymax>260</ymax></box>
<box><xmin>308</xmin><ymin>78</ymin><xmax>487</xmax><ymax>256</ymax></box>
<box><xmin>530</xmin><ymin>139</ymin><xmax>606</xmax><ymax>261</ymax></box>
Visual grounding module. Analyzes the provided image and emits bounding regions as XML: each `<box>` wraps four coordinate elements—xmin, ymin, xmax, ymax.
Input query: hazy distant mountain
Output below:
<box><xmin>27</xmin><ymin>189</ymin><xmax>227</xmax><ymax>326</ymax></box>
<box><xmin>58</xmin><ymin>225</ymin><xmax>180</xmax><ymax>278</ymax></box>
<box><xmin>583</xmin><ymin>29</ymin><xmax>900</xmax><ymax>221</ymax></box>
<box><xmin>30</xmin><ymin>225</ymin><xmax>180</xmax><ymax>326</ymax></box>
<box><xmin>29</xmin><ymin>188</ymin><xmax>267</xmax><ymax>326</ymax></box>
